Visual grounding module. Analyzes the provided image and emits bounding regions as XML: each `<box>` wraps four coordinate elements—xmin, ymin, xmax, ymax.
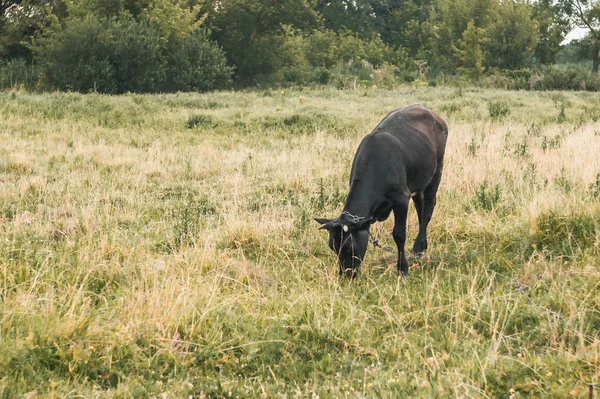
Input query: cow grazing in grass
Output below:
<box><xmin>315</xmin><ymin>105</ymin><xmax>448</xmax><ymax>276</ymax></box>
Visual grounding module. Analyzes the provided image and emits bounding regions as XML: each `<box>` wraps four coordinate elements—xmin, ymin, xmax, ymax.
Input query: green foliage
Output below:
<box><xmin>531</xmin><ymin>0</ymin><xmax>570</xmax><ymax>65</ymax></box>
<box><xmin>34</xmin><ymin>16</ymin><xmax>163</xmax><ymax>93</ymax></box>
<box><xmin>488</xmin><ymin>99</ymin><xmax>511</xmax><ymax>118</ymax></box>
<box><xmin>33</xmin><ymin>16</ymin><xmax>230</xmax><ymax>93</ymax></box>
<box><xmin>485</xmin><ymin>0</ymin><xmax>538</xmax><ymax>69</ymax></box>
<box><xmin>0</xmin><ymin>0</ymin><xmax>56</xmax><ymax>61</ymax></box>
<box><xmin>161</xmin><ymin>28</ymin><xmax>232</xmax><ymax>92</ymax></box>
<box><xmin>141</xmin><ymin>0</ymin><xmax>204</xmax><ymax>38</ymax></box>
<box><xmin>206</xmin><ymin>0</ymin><xmax>319</xmax><ymax>81</ymax></box>
<box><xmin>514</xmin><ymin>136</ymin><xmax>530</xmax><ymax>158</ymax></box>
<box><xmin>0</xmin><ymin>58</ymin><xmax>40</xmax><ymax>89</ymax></box>
<box><xmin>0</xmin><ymin>0</ymin><xmax>591</xmax><ymax>92</ymax></box>
<box><xmin>453</xmin><ymin>20</ymin><xmax>486</xmax><ymax>79</ymax></box>
<box><xmin>170</xmin><ymin>189</ymin><xmax>216</xmax><ymax>250</ymax></box>
<box><xmin>225</xmin><ymin>27</ymin><xmax>408</xmax><ymax>87</ymax></box>
<box><xmin>474</xmin><ymin>179</ymin><xmax>502</xmax><ymax>211</ymax></box>
<box><xmin>66</xmin><ymin>0</ymin><xmax>150</xmax><ymax>19</ymax></box>
<box><xmin>533</xmin><ymin>63</ymin><xmax>597</xmax><ymax>91</ymax></box>
<box><xmin>554</xmin><ymin>167</ymin><xmax>573</xmax><ymax>193</ymax></box>
<box><xmin>556</xmin><ymin>0</ymin><xmax>600</xmax><ymax>73</ymax></box>
<box><xmin>186</xmin><ymin>114</ymin><xmax>215</xmax><ymax>129</ymax></box>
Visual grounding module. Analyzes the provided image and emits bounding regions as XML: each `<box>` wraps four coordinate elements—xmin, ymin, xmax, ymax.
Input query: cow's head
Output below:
<box><xmin>315</xmin><ymin>213</ymin><xmax>372</xmax><ymax>277</ymax></box>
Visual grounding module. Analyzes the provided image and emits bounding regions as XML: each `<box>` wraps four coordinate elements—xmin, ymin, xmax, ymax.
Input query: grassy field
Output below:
<box><xmin>0</xmin><ymin>87</ymin><xmax>599</xmax><ymax>398</ymax></box>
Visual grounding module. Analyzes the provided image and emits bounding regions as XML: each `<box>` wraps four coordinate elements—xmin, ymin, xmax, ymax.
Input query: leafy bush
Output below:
<box><xmin>584</xmin><ymin>73</ymin><xmax>600</xmax><ymax>91</ymax></box>
<box><xmin>233</xmin><ymin>29</ymin><xmax>407</xmax><ymax>87</ymax></box>
<box><xmin>161</xmin><ymin>29</ymin><xmax>232</xmax><ymax>92</ymax></box>
<box><xmin>35</xmin><ymin>16</ymin><xmax>163</xmax><ymax>93</ymax></box>
<box><xmin>506</xmin><ymin>69</ymin><xmax>531</xmax><ymax>89</ymax></box>
<box><xmin>532</xmin><ymin>64</ymin><xmax>596</xmax><ymax>91</ymax></box>
<box><xmin>34</xmin><ymin>16</ymin><xmax>231</xmax><ymax>93</ymax></box>
<box><xmin>479</xmin><ymin>69</ymin><xmax>531</xmax><ymax>90</ymax></box>
<box><xmin>488</xmin><ymin>100</ymin><xmax>511</xmax><ymax>118</ymax></box>
<box><xmin>474</xmin><ymin>179</ymin><xmax>502</xmax><ymax>211</ymax></box>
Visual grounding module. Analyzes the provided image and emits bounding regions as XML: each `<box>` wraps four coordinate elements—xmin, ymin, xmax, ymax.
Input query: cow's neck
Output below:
<box><xmin>342</xmin><ymin>177</ymin><xmax>388</xmax><ymax>221</ymax></box>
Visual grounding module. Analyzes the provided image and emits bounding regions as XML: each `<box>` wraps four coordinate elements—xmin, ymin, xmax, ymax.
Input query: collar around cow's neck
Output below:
<box><xmin>341</xmin><ymin>211</ymin><xmax>366</xmax><ymax>223</ymax></box>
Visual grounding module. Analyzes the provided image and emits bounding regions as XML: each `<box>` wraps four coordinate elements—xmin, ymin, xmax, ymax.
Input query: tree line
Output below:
<box><xmin>0</xmin><ymin>0</ymin><xmax>599</xmax><ymax>93</ymax></box>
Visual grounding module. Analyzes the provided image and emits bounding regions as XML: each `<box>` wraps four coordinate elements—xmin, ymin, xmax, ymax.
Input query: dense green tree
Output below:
<box><xmin>384</xmin><ymin>1</ymin><xmax>446</xmax><ymax>73</ymax></box>
<box><xmin>32</xmin><ymin>1</ymin><xmax>231</xmax><ymax>92</ymax></box>
<box><xmin>485</xmin><ymin>0</ymin><xmax>538</xmax><ymax>69</ymax></box>
<box><xmin>453</xmin><ymin>20</ymin><xmax>486</xmax><ymax>79</ymax></box>
<box><xmin>558</xmin><ymin>0</ymin><xmax>600</xmax><ymax>73</ymax></box>
<box><xmin>65</xmin><ymin>0</ymin><xmax>203</xmax><ymax>38</ymax></box>
<box><xmin>1</xmin><ymin>0</ymin><xmax>20</xmax><ymax>14</ymax></box>
<box><xmin>438</xmin><ymin>0</ymin><xmax>496</xmax><ymax>42</ymax></box>
<box><xmin>435</xmin><ymin>0</ymin><xmax>497</xmax><ymax>73</ymax></box>
<box><xmin>316</xmin><ymin>0</ymin><xmax>382</xmax><ymax>38</ymax></box>
<box><xmin>387</xmin><ymin>1</ymin><xmax>424</xmax><ymax>54</ymax></box>
<box><xmin>0</xmin><ymin>0</ymin><xmax>58</xmax><ymax>60</ymax></box>
<box><xmin>202</xmin><ymin>0</ymin><xmax>319</xmax><ymax>81</ymax></box>
<box><xmin>573</xmin><ymin>34</ymin><xmax>600</xmax><ymax>71</ymax></box>
<box><xmin>65</xmin><ymin>0</ymin><xmax>151</xmax><ymax>19</ymax></box>
<box><xmin>2</xmin><ymin>0</ymin><xmax>597</xmax><ymax>91</ymax></box>
<box><xmin>532</xmin><ymin>0</ymin><xmax>569</xmax><ymax>64</ymax></box>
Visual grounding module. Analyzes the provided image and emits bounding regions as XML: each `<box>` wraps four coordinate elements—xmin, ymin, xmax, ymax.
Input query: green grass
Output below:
<box><xmin>0</xmin><ymin>87</ymin><xmax>599</xmax><ymax>397</ymax></box>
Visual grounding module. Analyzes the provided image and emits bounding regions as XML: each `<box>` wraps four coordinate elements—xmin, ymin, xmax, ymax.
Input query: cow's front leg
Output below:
<box><xmin>392</xmin><ymin>198</ymin><xmax>410</xmax><ymax>275</ymax></box>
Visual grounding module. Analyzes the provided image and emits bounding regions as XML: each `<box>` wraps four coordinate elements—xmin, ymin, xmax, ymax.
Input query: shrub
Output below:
<box><xmin>584</xmin><ymin>73</ymin><xmax>600</xmax><ymax>92</ymax></box>
<box><xmin>34</xmin><ymin>17</ymin><xmax>231</xmax><ymax>93</ymax></box>
<box><xmin>488</xmin><ymin>100</ymin><xmax>511</xmax><ymax>119</ymax></box>
<box><xmin>231</xmin><ymin>34</ymin><xmax>303</xmax><ymax>85</ymax></box>
<box><xmin>0</xmin><ymin>58</ymin><xmax>40</xmax><ymax>90</ymax></box>
<box><xmin>35</xmin><ymin>16</ymin><xmax>163</xmax><ymax>93</ymax></box>
<box><xmin>309</xmin><ymin>67</ymin><xmax>332</xmax><ymax>85</ymax></box>
<box><xmin>474</xmin><ymin>179</ymin><xmax>502</xmax><ymax>211</ymax></box>
<box><xmin>506</xmin><ymin>69</ymin><xmax>531</xmax><ymax>90</ymax></box>
<box><xmin>161</xmin><ymin>29</ymin><xmax>232</xmax><ymax>92</ymax></box>
<box><xmin>480</xmin><ymin>69</ymin><xmax>531</xmax><ymax>90</ymax></box>
<box><xmin>532</xmin><ymin>64</ymin><xmax>592</xmax><ymax>91</ymax></box>
<box><xmin>231</xmin><ymin>29</ymin><xmax>405</xmax><ymax>87</ymax></box>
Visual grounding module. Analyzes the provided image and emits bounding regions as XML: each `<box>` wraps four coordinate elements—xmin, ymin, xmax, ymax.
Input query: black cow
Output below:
<box><xmin>315</xmin><ymin>105</ymin><xmax>448</xmax><ymax>276</ymax></box>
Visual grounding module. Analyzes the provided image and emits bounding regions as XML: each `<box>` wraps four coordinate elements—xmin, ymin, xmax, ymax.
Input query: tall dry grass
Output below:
<box><xmin>0</xmin><ymin>87</ymin><xmax>599</xmax><ymax>397</ymax></box>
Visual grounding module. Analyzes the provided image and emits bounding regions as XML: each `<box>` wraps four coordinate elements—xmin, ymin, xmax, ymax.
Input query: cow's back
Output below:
<box><xmin>373</xmin><ymin>105</ymin><xmax>447</xmax><ymax>161</ymax></box>
<box><xmin>350</xmin><ymin>105</ymin><xmax>447</xmax><ymax>194</ymax></box>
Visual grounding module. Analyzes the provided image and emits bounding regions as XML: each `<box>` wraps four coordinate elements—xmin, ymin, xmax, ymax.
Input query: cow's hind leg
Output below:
<box><xmin>411</xmin><ymin>192</ymin><xmax>425</xmax><ymax>255</ymax></box>
<box><xmin>412</xmin><ymin>163</ymin><xmax>443</xmax><ymax>255</ymax></box>
<box><xmin>392</xmin><ymin>196</ymin><xmax>410</xmax><ymax>275</ymax></box>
